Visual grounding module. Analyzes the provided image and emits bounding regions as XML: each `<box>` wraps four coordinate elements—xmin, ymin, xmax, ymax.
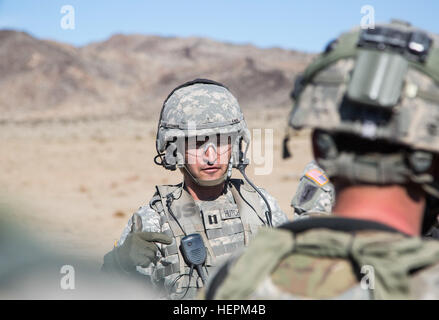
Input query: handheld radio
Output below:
<box><xmin>180</xmin><ymin>233</ymin><xmax>207</xmax><ymax>284</ymax></box>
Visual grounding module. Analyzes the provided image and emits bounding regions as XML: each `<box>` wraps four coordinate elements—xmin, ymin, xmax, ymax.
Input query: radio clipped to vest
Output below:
<box><xmin>156</xmin><ymin>179</ymin><xmax>268</xmax><ymax>299</ymax></box>
<box><xmin>180</xmin><ymin>234</ymin><xmax>207</xmax><ymax>284</ymax></box>
<box><xmin>165</xmin><ymin>193</ymin><xmax>208</xmax><ymax>299</ymax></box>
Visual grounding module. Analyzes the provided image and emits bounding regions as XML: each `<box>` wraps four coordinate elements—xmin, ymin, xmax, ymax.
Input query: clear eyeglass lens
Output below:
<box><xmin>186</xmin><ymin>135</ymin><xmax>231</xmax><ymax>156</ymax></box>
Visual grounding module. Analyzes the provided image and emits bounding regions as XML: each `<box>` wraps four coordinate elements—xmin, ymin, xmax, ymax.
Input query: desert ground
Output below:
<box><xmin>0</xmin><ymin>107</ymin><xmax>314</xmax><ymax>265</ymax></box>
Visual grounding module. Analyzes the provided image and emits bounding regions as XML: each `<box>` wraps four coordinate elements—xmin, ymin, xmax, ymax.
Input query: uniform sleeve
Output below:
<box><xmin>257</xmin><ymin>188</ymin><xmax>289</xmax><ymax>227</ymax></box>
<box><xmin>116</xmin><ymin>195</ymin><xmax>163</xmax><ymax>277</ymax></box>
<box><xmin>291</xmin><ymin>160</ymin><xmax>335</xmax><ymax>219</ymax></box>
<box><xmin>117</xmin><ymin>205</ymin><xmax>161</xmax><ymax>246</ymax></box>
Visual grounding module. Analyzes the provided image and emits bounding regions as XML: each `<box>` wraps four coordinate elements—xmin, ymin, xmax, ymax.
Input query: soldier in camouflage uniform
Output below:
<box><xmin>292</xmin><ymin>163</ymin><xmax>439</xmax><ymax>240</ymax></box>
<box><xmin>291</xmin><ymin>160</ymin><xmax>335</xmax><ymax>220</ymax></box>
<box><xmin>292</xmin><ymin>161</ymin><xmax>439</xmax><ymax>239</ymax></box>
<box><xmin>282</xmin><ymin>124</ymin><xmax>335</xmax><ymax>219</ymax></box>
<box><xmin>102</xmin><ymin>79</ymin><xmax>288</xmax><ymax>299</ymax></box>
<box><xmin>204</xmin><ymin>21</ymin><xmax>439</xmax><ymax>299</ymax></box>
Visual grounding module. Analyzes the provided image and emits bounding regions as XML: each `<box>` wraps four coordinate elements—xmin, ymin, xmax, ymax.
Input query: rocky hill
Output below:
<box><xmin>0</xmin><ymin>30</ymin><xmax>313</xmax><ymax>123</ymax></box>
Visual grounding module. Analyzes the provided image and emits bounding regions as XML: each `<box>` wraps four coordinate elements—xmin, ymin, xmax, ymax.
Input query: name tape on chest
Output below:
<box><xmin>221</xmin><ymin>208</ymin><xmax>240</xmax><ymax>220</ymax></box>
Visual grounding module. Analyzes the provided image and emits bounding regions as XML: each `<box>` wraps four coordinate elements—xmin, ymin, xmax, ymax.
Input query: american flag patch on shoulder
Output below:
<box><xmin>305</xmin><ymin>169</ymin><xmax>329</xmax><ymax>187</ymax></box>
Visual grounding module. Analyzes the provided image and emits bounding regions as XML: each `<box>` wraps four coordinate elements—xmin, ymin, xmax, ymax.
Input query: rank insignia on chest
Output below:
<box><xmin>202</xmin><ymin>209</ymin><xmax>222</xmax><ymax>229</ymax></box>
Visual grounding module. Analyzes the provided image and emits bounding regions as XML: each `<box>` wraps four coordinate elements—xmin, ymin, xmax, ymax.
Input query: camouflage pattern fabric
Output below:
<box><xmin>207</xmin><ymin>226</ymin><xmax>439</xmax><ymax>300</ymax></box>
<box><xmin>111</xmin><ymin>79</ymin><xmax>288</xmax><ymax>299</ymax></box>
<box><xmin>291</xmin><ymin>50</ymin><xmax>439</xmax><ymax>153</ymax></box>
<box><xmin>201</xmin><ymin>23</ymin><xmax>439</xmax><ymax>301</ymax></box>
<box><xmin>116</xmin><ymin>180</ymin><xmax>287</xmax><ymax>299</ymax></box>
<box><xmin>160</xmin><ymin>83</ymin><xmax>245</xmax><ymax>136</ymax></box>
<box><xmin>291</xmin><ymin>161</ymin><xmax>335</xmax><ymax>220</ymax></box>
<box><xmin>157</xmin><ymin>82</ymin><xmax>251</xmax><ymax>169</ymax></box>
<box><xmin>289</xmin><ymin>22</ymin><xmax>439</xmax><ymax>188</ymax></box>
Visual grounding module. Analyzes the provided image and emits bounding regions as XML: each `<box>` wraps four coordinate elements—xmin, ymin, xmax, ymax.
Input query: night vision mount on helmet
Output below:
<box><xmin>288</xmin><ymin>20</ymin><xmax>439</xmax><ymax>200</ymax></box>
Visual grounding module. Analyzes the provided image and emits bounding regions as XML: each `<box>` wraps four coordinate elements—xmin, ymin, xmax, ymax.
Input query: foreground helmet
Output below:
<box><xmin>155</xmin><ymin>79</ymin><xmax>250</xmax><ymax>186</ymax></box>
<box><xmin>289</xmin><ymin>20</ymin><xmax>439</xmax><ymax>198</ymax></box>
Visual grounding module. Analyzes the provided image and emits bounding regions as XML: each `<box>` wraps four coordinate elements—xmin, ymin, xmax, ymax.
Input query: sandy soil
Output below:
<box><xmin>0</xmin><ymin>108</ymin><xmax>313</xmax><ymax>263</ymax></box>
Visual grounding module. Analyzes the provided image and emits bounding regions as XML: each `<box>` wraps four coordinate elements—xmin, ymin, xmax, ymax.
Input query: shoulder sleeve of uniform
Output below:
<box><xmin>291</xmin><ymin>161</ymin><xmax>335</xmax><ymax>216</ymax></box>
<box><xmin>117</xmin><ymin>194</ymin><xmax>162</xmax><ymax>246</ymax></box>
<box><xmin>302</xmin><ymin>161</ymin><xmax>331</xmax><ymax>188</ymax></box>
<box><xmin>257</xmin><ymin>188</ymin><xmax>289</xmax><ymax>227</ymax></box>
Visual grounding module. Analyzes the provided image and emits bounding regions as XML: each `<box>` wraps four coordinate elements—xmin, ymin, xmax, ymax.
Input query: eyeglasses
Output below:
<box><xmin>185</xmin><ymin>135</ymin><xmax>232</xmax><ymax>157</ymax></box>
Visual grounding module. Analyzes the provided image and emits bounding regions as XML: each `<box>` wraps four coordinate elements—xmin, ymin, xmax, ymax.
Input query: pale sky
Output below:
<box><xmin>0</xmin><ymin>0</ymin><xmax>437</xmax><ymax>53</ymax></box>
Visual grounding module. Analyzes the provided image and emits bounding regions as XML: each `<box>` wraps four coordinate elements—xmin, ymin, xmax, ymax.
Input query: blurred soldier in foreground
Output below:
<box><xmin>288</xmin><ymin>139</ymin><xmax>439</xmax><ymax>239</ymax></box>
<box><xmin>102</xmin><ymin>79</ymin><xmax>288</xmax><ymax>299</ymax></box>
<box><xmin>204</xmin><ymin>20</ymin><xmax>439</xmax><ymax>299</ymax></box>
<box><xmin>292</xmin><ymin>162</ymin><xmax>439</xmax><ymax>238</ymax></box>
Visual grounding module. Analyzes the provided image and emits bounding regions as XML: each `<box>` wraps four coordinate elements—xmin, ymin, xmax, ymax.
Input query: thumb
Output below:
<box><xmin>130</xmin><ymin>213</ymin><xmax>143</xmax><ymax>233</ymax></box>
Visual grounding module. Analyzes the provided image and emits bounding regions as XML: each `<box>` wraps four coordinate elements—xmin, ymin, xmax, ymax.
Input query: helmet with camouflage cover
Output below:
<box><xmin>289</xmin><ymin>20</ymin><xmax>439</xmax><ymax>200</ymax></box>
<box><xmin>155</xmin><ymin>79</ymin><xmax>251</xmax><ymax>186</ymax></box>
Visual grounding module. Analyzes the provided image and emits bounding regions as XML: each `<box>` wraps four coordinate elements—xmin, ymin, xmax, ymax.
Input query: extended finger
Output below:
<box><xmin>136</xmin><ymin>231</ymin><xmax>173</xmax><ymax>245</ymax></box>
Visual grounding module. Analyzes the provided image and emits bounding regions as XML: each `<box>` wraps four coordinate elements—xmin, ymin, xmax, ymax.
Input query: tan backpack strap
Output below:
<box><xmin>214</xmin><ymin>228</ymin><xmax>294</xmax><ymax>299</ymax></box>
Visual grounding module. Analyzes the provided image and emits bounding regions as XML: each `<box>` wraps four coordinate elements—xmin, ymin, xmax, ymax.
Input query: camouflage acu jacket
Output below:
<box><xmin>204</xmin><ymin>217</ymin><xmax>439</xmax><ymax>300</ymax></box>
<box><xmin>116</xmin><ymin>178</ymin><xmax>288</xmax><ymax>299</ymax></box>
